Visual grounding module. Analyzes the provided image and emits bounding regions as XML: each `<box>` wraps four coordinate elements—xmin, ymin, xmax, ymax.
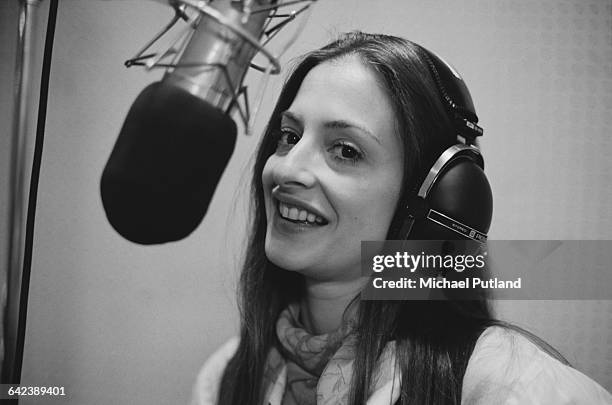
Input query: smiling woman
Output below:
<box><xmin>190</xmin><ymin>32</ymin><xmax>612</xmax><ymax>405</ymax></box>
<box><xmin>263</xmin><ymin>55</ymin><xmax>403</xmax><ymax>286</ymax></box>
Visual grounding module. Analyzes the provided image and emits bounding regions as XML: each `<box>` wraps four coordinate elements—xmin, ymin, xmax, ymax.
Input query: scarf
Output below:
<box><xmin>263</xmin><ymin>304</ymin><xmax>399</xmax><ymax>405</ymax></box>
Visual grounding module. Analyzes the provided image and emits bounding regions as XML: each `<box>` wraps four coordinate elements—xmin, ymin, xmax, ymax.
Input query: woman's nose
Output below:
<box><xmin>272</xmin><ymin>138</ymin><xmax>318</xmax><ymax>189</ymax></box>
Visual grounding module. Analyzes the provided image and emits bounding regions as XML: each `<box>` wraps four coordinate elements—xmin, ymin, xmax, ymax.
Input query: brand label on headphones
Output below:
<box><xmin>427</xmin><ymin>209</ymin><xmax>487</xmax><ymax>241</ymax></box>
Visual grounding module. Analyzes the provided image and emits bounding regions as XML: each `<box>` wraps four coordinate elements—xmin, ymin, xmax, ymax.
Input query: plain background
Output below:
<box><xmin>1</xmin><ymin>0</ymin><xmax>611</xmax><ymax>404</ymax></box>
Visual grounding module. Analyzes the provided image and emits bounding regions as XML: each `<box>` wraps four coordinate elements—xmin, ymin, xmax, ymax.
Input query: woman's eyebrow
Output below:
<box><xmin>280</xmin><ymin>110</ymin><xmax>301</xmax><ymax>125</ymax></box>
<box><xmin>324</xmin><ymin>120</ymin><xmax>381</xmax><ymax>145</ymax></box>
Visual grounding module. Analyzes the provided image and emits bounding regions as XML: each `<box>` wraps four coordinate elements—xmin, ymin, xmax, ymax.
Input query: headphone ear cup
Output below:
<box><xmin>409</xmin><ymin>157</ymin><xmax>492</xmax><ymax>240</ymax></box>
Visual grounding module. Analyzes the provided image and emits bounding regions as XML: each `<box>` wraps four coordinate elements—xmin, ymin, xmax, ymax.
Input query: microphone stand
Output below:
<box><xmin>2</xmin><ymin>0</ymin><xmax>45</xmax><ymax>386</ymax></box>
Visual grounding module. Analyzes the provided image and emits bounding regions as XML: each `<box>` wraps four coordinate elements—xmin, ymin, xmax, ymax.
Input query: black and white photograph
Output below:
<box><xmin>1</xmin><ymin>0</ymin><xmax>612</xmax><ymax>404</ymax></box>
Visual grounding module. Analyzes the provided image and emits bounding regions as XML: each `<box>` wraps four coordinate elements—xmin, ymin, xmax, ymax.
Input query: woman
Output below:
<box><xmin>191</xmin><ymin>32</ymin><xmax>612</xmax><ymax>404</ymax></box>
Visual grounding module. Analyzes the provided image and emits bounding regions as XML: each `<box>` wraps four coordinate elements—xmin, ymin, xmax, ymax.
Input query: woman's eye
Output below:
<box><xmin>332</xmin><ymin>142</ymin><xmax>363</xmax><ymax>164</ymax></box>
<box><xmin>277</xmin><ymin>128</ymin><xmax>300</xmax><ymax>145</ymax></box>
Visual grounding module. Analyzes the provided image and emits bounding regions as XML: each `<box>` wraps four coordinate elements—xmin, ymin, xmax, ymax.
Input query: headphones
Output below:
<box><xmin>396</xmin><ymin>45</ymin><xmax>493</xmax><ymax>242</ymax></box>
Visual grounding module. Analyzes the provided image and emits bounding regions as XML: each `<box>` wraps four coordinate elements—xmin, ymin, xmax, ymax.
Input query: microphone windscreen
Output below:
<box><xmin>101</xmin><ymin>81</ymin><xmax>237</xmax><ymax>244</ymax></box>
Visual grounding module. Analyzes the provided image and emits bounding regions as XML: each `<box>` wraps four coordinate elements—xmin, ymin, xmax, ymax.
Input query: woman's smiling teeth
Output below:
<box><xmin>278</xmin><ymin>201</ymin><xmax>327</xmax><ymax>225</ymax></box>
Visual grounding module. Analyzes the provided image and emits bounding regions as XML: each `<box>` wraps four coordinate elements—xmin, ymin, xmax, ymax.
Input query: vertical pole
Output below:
<box><xmin>2</xmin><ymin>0</ymin><xmax>43</xmax><ymax>384</ymax></box>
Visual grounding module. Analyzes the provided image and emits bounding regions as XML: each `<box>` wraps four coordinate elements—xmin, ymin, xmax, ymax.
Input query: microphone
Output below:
<box><xmin>101</xmin><ymin>0</ymin><xmax>309</xmax><ymax>244</ymax></box>
<box><xmin>100</xmin><ymin>80</ymin><xmax>237</xmax><ymax>244</ymax></box>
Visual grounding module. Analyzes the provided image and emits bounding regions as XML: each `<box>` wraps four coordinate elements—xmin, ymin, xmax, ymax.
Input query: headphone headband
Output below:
<box><xmin>419</xmin><ymin>47</ymin><xmax>484</xmax><ymax>143</ymax></box>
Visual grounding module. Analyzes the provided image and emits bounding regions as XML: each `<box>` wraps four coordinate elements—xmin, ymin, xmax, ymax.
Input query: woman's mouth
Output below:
<box><xmin>277</xmin><ymin>201</ymin><xmax>328</xmax><ymax>225</ymax></box>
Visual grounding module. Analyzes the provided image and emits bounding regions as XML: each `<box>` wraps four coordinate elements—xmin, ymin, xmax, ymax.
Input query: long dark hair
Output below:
<box><xmin>219</xmin><ymin>31</ymin><xmax>498</xmax><ymax>404</ymax></box>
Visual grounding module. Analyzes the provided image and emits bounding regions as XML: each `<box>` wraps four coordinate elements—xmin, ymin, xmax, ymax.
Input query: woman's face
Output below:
<box><xmin>262</xmin><ymin>55</ymin><xmax>404</xmax><ymax>282</ymax></box>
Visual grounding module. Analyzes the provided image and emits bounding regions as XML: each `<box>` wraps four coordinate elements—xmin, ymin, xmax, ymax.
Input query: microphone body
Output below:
<box><xmin>166</xmin><ymin>1</ymin><xmax>271</xmax><ymax>110</ymax></box>
<box><xmin>101</xmin><ymin>1</ymin><xmax>273</xmax><ymax>244</ymax></box>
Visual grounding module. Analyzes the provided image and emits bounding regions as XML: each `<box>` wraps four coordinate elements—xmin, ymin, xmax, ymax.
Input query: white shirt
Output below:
<box><xmin>191</xmin><ymin>326</ymin><xmax>612</xmax><ymax>404</ymax></box>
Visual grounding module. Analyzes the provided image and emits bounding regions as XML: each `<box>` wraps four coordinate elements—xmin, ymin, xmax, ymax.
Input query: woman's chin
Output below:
<box><xmin>264</xmin><ymin>223</ymin><xmax>320</xmax><ymax>269</ymax></box>
<box><xmin>265</xmin><ymin>242</ymin><xmax>311</xmax><ymax>273</ymax></box>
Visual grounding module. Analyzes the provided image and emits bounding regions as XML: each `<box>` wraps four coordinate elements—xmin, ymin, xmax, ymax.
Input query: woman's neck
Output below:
<box><xmin>299</xmin><ymin>277</ymin><xmax>367</xmax><ymax>335</ymax></box>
